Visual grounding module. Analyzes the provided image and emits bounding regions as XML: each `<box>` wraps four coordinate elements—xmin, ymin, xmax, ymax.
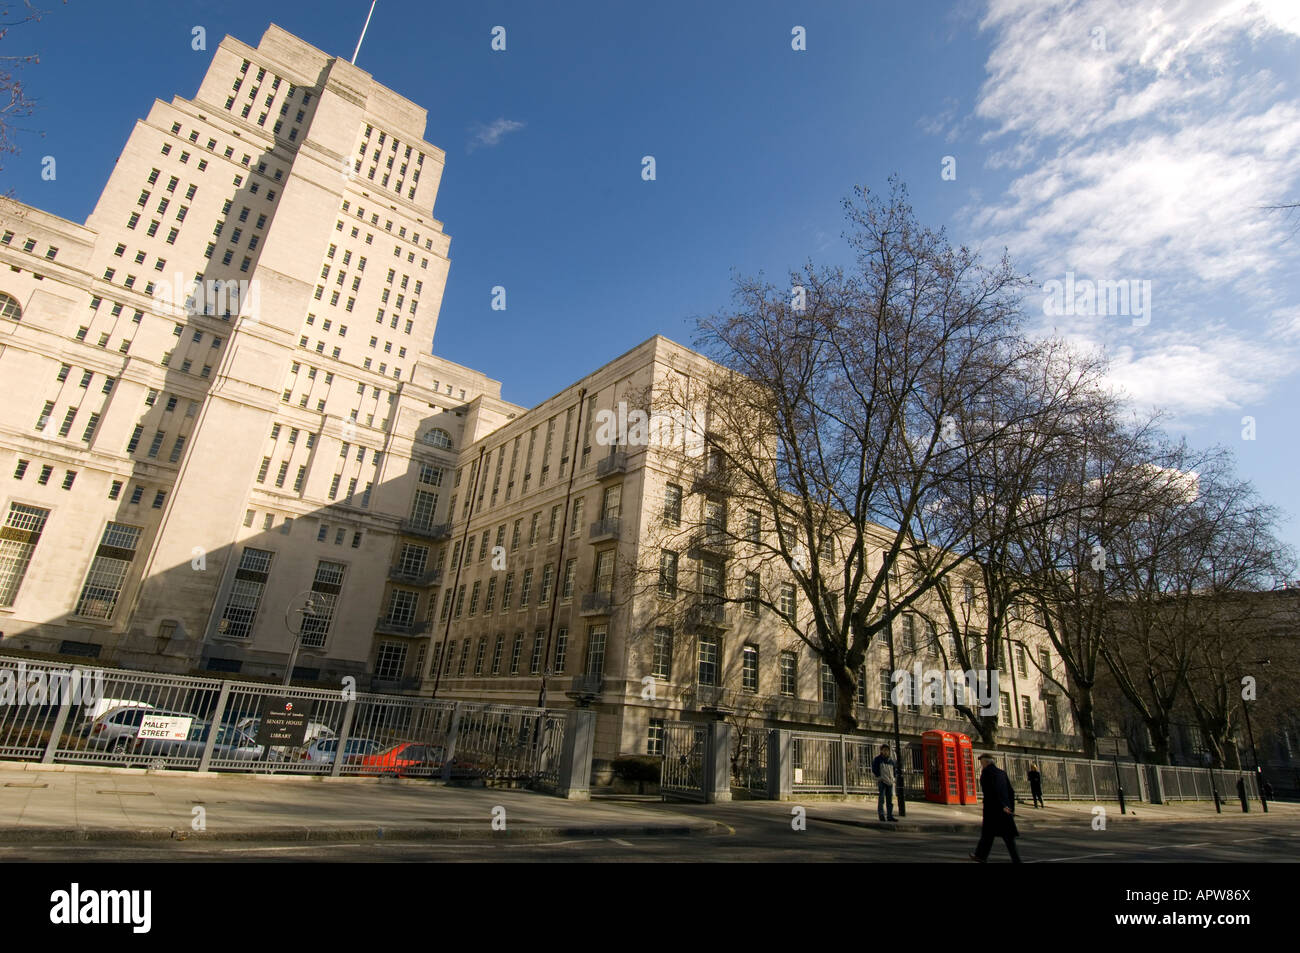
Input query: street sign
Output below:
<box><xmin>137</xmin><ymin>715</ymin><xmax>192</xmax><ymax>741</ymax></box>
<box><xmin>256</xmin><ymin>698</ymin><xmax>309</xmax><ymax>747</ymax></box>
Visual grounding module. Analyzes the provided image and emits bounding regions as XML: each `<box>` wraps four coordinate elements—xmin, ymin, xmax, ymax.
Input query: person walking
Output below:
<box><xmin>871</xmin><ymin>743</ymin><xmax>898</xmax><ymax>822</ymax></box>
<box><xmin>970</xmin><ymin>753</ymin><xmax>1021</xmax><ymax>862</ymax></box>
<box><xmin>1027</xmin><ymin>763</ymin><xmax>1045</xmax><ymax>808</ymax></box>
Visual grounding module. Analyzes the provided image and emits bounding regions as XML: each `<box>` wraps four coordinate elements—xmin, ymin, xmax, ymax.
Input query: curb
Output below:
<box><xmin>0</xmin><ymin>819</ymin><xmax>727</xmax><ymax>844</ymax></box>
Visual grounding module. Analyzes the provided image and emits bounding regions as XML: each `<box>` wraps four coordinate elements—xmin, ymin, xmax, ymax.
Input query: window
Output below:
<box><xmin>584</xmin><ymin>625</ymin><xmax>607</xmax><ymax>678</ymax></box>
<box><xmin>422</xmin><ymin>428</ymin><xmax>452</xmax><ymax>449</ymax></box>
<box><xmin>75</xmin><ymin>523</ymin><xmax>142</xmax><ymax>619</ymax></box>
<box><xmin>1045</xmin><ymin>696</ymin><xmax>1061</xmax><ymax>733</ymax></box>
<box><xmin>742</xmin><ymin>645</ymin><xmax>759</xmax><ymax>692</ymax></box>
<box><xmin>509</xmin><ymin>633</ymin><xmax>524</xmax><ymax>674</ymax></box>
<box><xmin>1000</xmin><ymin>692</ymin><xmax>1012</xmax><ymax>726</ymax></box>
<box><xmin>384</xmin><ymin>589</ymin><xmax>419</xmax><ymax>628</ymax></box>
<box><xmin>0</xmin><ymin>504</ymin><xmax>50</xmax><ymax>605</ymax></box>
<box><xmin>652</xmin><ymin>627</ymin><xmax>673</xmax><ymax>679</ymax></box>
<box><xmin>519</xmin><ymin>568</ymin><xmax>533</xmax><ymax>607</ymax></box>
<box><xmin>665</xmin><ymin>486</ymin><xmax>686</xmax><ymax>525</ymax></box>
<box><xmin>58</xmin><ymin>407</ymin><xmax>78</xmax><ymax>437</ymax></box>
<box><xmin>374</xmin><ymin>642</ymin><xmax>408</xmax><ymax>682</ymax></box>
<box><xmin>530</xmin><ymin>631</ymin><xmax>544</xmax><ymax>674</ymax></box>
<box><xmin>299</xmin><ymin>561</ymin><xmax>346</xmax><ymax>647</ymax></box>
<box><xmin>35</xmin><ymin>401</ymin><xmax>54</xmax><ymax>431</ymax></box>
<box><xmin>554</xmin><ymin>627</ymin><xmax>568</xmax><ymax>673</ymax></box>
<box><xmin>647</xmin><ymin>718</ymin><xmax>665</xmax><ymax>757</ymax></box>
<box><xmin>697</xmin><ymin>633</ymin><xmax>719</xmax><ymax>687</ymax></box>
<box><xmin>658</xmin><ymin>550</ymin><xmax>678</xmax><ymax>598</ymax></box>
<box><xmin>473</xmin><ymin>637</ymin><xmax>487</xmax><ymax>675</ymax></box>
<box><xmin>743</xmin><ymin>573</ymin><xmax>760</xmax><ymax>616</ymax></box>
<box><xmin>1015</xmin><ymin>644</ymin><xmax>1027</xmax><ymax>677</ymax></box>
<box><xmin>779</xmin><ymin>583</ymin><xmax>796</xmax><ymax>618</ymax></box>
<box><xmin>780</xmin><ymin>652</ymin><xmax>798</xmax><ymax>697</ymax></box>
<box><xmin>880</xmin><ymin>669</ymin><xmax>894</xmax><ymax>709</ymax></box>
<box><xmin>12</xmin><ymin>459</ymin><xmax>28</xmax><ymax>480</ymax></box>
<box><xmin>1020</xmin><ymin>696</ymin><xmax>1034</xmax><ymax>730</ymax></box>
<box><xmin>1038</xmin><ymin>647</ymin><xmax>1051</xmax><ymax>676</ymax></box>
<box><xmin>561</xmin><ymin>558</ymin><xmax>577</xmax><ymax>601</ymax></box>
<box><xmin>821</xmin><ymin>663</ymin><xmax>838</xmax><ymax>705</ymax></box>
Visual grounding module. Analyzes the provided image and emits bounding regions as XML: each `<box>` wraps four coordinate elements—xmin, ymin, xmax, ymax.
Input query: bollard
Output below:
<box><xmin>1236</xmin><ymin>777</ymin><xmax>1249</xmax><ymax>812</ymax></box>
<box><xmin>1213</xmin><ymin>788</ymin><xmax>1222</xmax><ymax>813</ymax></box>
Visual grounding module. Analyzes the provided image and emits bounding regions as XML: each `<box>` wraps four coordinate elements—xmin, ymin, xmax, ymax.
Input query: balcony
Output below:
<box><xmin>588</xmin><ymin>517</ymin><xmax>621</xmax><ymax>542</ymax></box>
<box><xmin>374</xmin><ymin>616</ymin><xmax>432</xmax><ymax>637</ymax></box>
<box><xmin>570</xmin><ymin>673</ymin><xmax>605</xmax><ymax>696</ymax></box>
<box><xmin>370</xmin><ymin>676</ymin><xmax>421</xmax><ymax>693</ymax></box>
<box><xmin>595</xmin><ymin>451</ymin><xmax>628</xmax><ymax>479</ymax></box>
<box><xmin>400</xmin><ymin>520</ymin><xmax>451</xmax><ymax>541</ymax></box>
<box><xmin>388</xmin><ymin>566</ymin><xmax>443</xmax><ymax>587</ymax></box>
<box><xmin>686</xmin><ymin>599</ymin><xmax>731</xmax><ymax>631</ymax></box>
<box><xmin>686</xmin><ymin>683</ymin><xmax>739</xmax><ymax>714</ymax></box>
<box><xmin>689</xmin><ymin>528</ymin><xmax>732</xmax><ymax>558</ymax></box>
<box><xmin>691</xmin><ymin>466</ymin><xmax>730</xmax><ymax>496</ymax></box>
<box><xmin>580</xmin><ymin>592</ymin><xmax>614</xmax><ymax>616</ymax></box>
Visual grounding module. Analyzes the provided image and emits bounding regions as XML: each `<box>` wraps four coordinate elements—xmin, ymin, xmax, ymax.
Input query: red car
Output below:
<box><xmin>355</xmin><ymin>742</ymin><xmax>439</xmax><ymax>778</ymax></box>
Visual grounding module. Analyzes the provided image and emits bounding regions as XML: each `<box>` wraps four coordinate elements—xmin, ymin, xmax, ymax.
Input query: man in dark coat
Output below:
<box><xmin>970</xmin><ymin>753</ymin><xmax>1021</xmax><ymax>862</ymax></box>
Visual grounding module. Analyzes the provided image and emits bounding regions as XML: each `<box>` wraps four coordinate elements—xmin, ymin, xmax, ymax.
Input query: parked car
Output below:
<box><xmin>86</xmin><ymin>706</ymin><xmax>201</xmax><ymax>754</ymax></box>
<box><xmin>355</xmin><ymin>742</ymin><xmax>440</xmax><ymax>777</ymax></box>
<box><xmin>300</xmin><ymin>737</ymin><xmax>380</xmax><ymax>766</ymax></box>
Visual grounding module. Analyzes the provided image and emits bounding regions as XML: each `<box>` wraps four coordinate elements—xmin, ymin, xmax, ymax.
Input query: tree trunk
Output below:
<box><xmin>832</xmin><ymin>664</ymin><xmax>859</xmax><ymax>733</ymax></box>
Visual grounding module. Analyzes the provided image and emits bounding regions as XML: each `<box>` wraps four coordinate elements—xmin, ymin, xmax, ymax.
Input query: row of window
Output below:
<box><xmin>0</xmin><ymin>231</ymin><xmax>57</xmax><ymax>260</ymax></box>
<box><xmin>0</xmin><ymin>505</ymin><xmax>145</xmax><ymax>620</ymax></box>
<box><xmin>433</xmin><ymin>627</ymin><xmax>571</xmax><ymax>680</ymax></box>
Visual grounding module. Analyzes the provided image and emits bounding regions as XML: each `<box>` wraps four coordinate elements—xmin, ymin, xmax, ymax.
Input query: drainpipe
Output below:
<box><xmin>538</xmin><ymin>387</ymin><xmax>588</xmax><ymax>709</ymax></box>
<box><xmin>430</xmin><ymin>444</ymin><xmax>486</xmax><ymax>700</ymax></box>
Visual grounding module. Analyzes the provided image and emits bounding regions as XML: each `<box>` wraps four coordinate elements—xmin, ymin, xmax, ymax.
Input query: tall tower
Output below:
<box><xmin>0</xmin><ymin>26</ymin><xmax>517</xmax><ymax>685</ymax></box>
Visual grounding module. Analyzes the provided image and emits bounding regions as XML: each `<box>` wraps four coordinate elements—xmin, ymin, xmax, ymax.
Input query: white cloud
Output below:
<box><xmin>965</xmin><ymin>0</ymin><xmax>1300</xmax><ymax>420</ymax></box>
<box><xmin>467</xmin><ymin>118</ymin><xmax>525</xmax><ymax>153</ymax></box>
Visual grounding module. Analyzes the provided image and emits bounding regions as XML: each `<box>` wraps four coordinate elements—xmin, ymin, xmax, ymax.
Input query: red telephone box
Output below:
<box><xmin>921</xmin><ymin>730</ymin><xmax>963</xmax><ymax>804</ymax></box>
<box><xmin>954</xmin><ymin>733</ymin><xmax>977</xmax><ymax>804</ymax></box>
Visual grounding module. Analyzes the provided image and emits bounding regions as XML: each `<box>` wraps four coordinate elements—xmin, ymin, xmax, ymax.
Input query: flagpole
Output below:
<box><xmin>352</xmin><ymin>0</ymin><xmax>378</xmax><ymax>65</ymax></box>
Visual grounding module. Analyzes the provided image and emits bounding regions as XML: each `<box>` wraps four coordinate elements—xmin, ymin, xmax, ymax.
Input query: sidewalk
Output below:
<box><xmin>2</xmin><ymin>760</ymin><xmax>1291</xmax><ymax>843</ymax></box>
<box><xmin>786</xmin><ymin>793</ymin><xmax>1300</xmax><ymax>833</ymax></box>
<box><xmin>0</xmin><ymin>761</ymin><xmax>721</xmax><ymax>843</ymax></box>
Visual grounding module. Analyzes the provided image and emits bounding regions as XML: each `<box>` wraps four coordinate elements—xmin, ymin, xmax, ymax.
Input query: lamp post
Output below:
<box><xmin>283</xmin><ymin>590</ymin><xmax>318</xmax><ymax>687</ymax></box>
<box><xmin>1241</xmin><ymin>657</ymin><xmax>1270</xmax><ymax>813</ymax></box>
<box><xmin>883</xmin><ymin>566</ymin><xmax>906</xmax><ymax>816</ymax></box>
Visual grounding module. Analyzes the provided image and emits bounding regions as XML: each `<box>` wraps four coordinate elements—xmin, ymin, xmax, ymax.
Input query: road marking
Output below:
<box><xmin>1036</xmin><ymin>852</ymin><xmax>1116</xmax><ymax>862</ymax></box>
<box><xmin>609</xmin><ymin>838</ymin><xmax>637</xmax><ymax>848</ymax></box>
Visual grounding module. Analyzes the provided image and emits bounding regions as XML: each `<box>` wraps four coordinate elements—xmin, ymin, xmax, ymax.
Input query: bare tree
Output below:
<box><xmin>635</xmin><ymin>180</ymin><xmax>1055</xmax><ymax>733</ymax></box>
<box><xmin>0</xmin><ymin>1</ymin><xmax>63</xmax><ymax>175</ymax></box>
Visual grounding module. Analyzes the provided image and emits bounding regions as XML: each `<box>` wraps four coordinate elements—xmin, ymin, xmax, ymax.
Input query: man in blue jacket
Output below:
<box><xmin>871</xmin><ymin>743</ymin><xmax>898</xmax><ymax>822</ymax></box>
<box><xmin>970</xmin><ymin>752</ymin><xmax>1022</xmax><ymax>862</ymax></box>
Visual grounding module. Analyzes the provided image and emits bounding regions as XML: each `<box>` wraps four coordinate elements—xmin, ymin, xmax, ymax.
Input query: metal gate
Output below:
<box><xmin>661</xmin><ymin>721</ymin><xmax>707</xmax><ymax>801</ymax></box>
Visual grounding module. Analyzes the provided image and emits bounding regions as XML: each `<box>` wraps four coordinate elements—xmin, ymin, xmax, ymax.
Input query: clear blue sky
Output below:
<box><xmin>5</xmin><ymin>0</ymin><xmax>1299</xmax><ymax>557</ymax></box>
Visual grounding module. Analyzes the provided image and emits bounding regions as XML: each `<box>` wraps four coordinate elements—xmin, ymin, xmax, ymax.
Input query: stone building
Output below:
<box><xmin>0</xmin><ymin>25</ymin><xmax>1076</xmax><ymax>769</ymax></box>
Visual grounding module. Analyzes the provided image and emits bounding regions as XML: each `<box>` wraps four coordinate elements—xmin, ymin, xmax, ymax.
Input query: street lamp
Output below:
<box><xmin>282</xmin><ymin>590</ymin><xmax>318</xmax><ymax>687</ymax></box>
<box><xmin>881</xmin><ymin>542</ymin><xmax>927</xmax><ymax>818</ymax></box>
<box><xmin>1240</xmin><ymin>657</ymin><xmax>1270</xmax><ymax>813</ymax></box>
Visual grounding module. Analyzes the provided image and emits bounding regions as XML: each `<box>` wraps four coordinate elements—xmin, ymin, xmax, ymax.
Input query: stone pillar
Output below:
<box><xmin>704</xmin><ymin>720</ymin><xmax>733</xmax><ymax>803</ymax></box>
<box><xmin>767</xmin><ymin>728</ymin><xmax>792</xmax><ymax>800</ymax></box>
<box><xmin>1145</xmin><ymin>764</ymin><xmax>1165</xmax><ymax>804</ymax></box>
<box><xmin>556</xmin><ymin>708</ymin><xmax>595</xmax><ymax>800</ymax></box>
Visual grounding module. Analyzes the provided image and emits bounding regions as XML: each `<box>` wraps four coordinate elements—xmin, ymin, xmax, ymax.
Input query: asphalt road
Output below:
<box><xmin>3</xmin><ymin>805</ymin><xmax>1297</xmax><ymax>862</ymax></box>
